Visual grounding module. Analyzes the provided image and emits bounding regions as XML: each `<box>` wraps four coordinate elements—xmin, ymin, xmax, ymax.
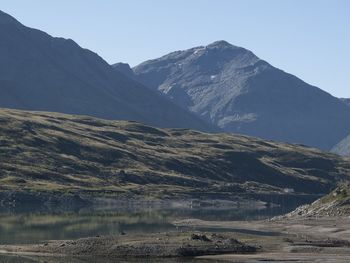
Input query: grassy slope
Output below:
<box><xmin>0</xmin><ymin>108</ymin><xmax>350</xmax><ymax>200</ymax></box>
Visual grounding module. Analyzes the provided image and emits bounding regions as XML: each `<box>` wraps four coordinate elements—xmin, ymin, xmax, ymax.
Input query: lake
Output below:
<box><xmin>0</xmin><ymin>200</ymin><xmax>300</xmax><ymax>262</ymax></box>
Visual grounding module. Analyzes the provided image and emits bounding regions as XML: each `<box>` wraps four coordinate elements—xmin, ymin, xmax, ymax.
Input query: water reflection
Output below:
<box><xmin>0</xmin><ymin>202</ymin><xmax>295</xmax><ymax>245</ymax></box>
<box><xmin>0</xmin><ymin>201</ymin><xmax>299</xmax><ymax>262</ymax></box>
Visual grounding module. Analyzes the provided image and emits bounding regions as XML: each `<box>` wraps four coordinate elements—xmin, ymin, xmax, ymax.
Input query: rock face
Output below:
<box><xmin>126</xmin><ymin>41</ymin><xmax>350</xmax><ymax>150</ymax></box>
<box><xmin>332</xmin><ymin>134</ymin><xmax>350</xmax><ymax>156</ymax></box>
<box><xmin>279</xmin><ymin>184</ymin><xmax>350</xmax><ymax>218</ymax></box>
<box><xmin>0</xmin><ymin>10</ymin><xmax>215</xmax><ymax>132</ymax></box>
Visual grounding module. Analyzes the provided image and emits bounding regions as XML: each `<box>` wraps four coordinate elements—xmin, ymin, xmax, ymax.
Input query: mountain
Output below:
<box><xmin>332</xmin><ymin>134</ymin><xmax>350</xmax><ymax>156</ymax></box>
<box><xmin>0</xmin><ymin>10</ymin><xmax>215</xmax><ymax>132</ymax></box>
<box><xmin>123</xmin><ymin>41</ymin><xmax>350</xmax><ymax>150</ymax></box>
<box><xmin>113</xmin><ymin>62</ymin><xmax>136</xmax><ymax>80</ymax></box>
<box><xmin>340</xmin><ymin>98</ymin><xmax>350</xmax><ymax>107</ymax></box>
<box><xmin>1</xmin><ymin>108</ymin><xmax>350</xmax><ymax>202</ymax></box>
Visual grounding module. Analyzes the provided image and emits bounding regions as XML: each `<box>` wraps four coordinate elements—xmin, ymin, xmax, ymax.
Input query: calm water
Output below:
<box><xmin>0</xmin><ymin>201</ymin><xmax>298</xmax><ymax>263</ymax></box>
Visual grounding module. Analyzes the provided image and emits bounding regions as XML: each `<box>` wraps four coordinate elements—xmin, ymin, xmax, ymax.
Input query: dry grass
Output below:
<box><xmin>0</xmin><ymin>108</ymin><xmax>350</xmax><ymax>199</ymax></box>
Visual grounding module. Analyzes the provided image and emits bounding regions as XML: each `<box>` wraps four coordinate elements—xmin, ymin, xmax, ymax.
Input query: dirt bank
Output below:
<box><xmin>0</xmin><ymin>231</ymin><xmax>256</xmax><ymax>258</ymax></box>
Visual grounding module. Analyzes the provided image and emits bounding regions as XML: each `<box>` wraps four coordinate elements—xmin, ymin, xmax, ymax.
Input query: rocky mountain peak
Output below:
<box><xmin>206</xmin><ymin>40</ymin><xmax>235</xmax><ymax>49</ymax></box>
<box><xmin>131</xmin><ymin>41</ymin><xmax>350</xmax><ymax>150</ymax></box>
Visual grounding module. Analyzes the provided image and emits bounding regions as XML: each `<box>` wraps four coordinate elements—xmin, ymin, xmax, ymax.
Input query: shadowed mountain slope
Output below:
<box><xmin>0</xmin><ymin>10</ymin><xmax>215</xmax><ymax>132</ymax></box>
<box><xmin>340</xmin><ymin>98</ymin><xmax>350</xmax><ymax>107</ymax></box>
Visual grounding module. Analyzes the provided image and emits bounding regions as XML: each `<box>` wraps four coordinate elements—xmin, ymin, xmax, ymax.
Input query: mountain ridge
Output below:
<box><xmin>116</xmin><ymin>41</ymin><xmax>350</xmax><ymax>150</ymax></box>
<box><xmin>0</xmin><ymin>10</ymin><xmax>216</xmax><ymax>132</ymax></box>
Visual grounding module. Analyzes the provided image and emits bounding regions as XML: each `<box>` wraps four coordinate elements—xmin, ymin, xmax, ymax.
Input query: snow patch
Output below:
<box><xmin>193</xmin><ymin>48</ymin><xmax>205</xmax><ymax>55</ymax></box>
<box><xmin>161</xmin><ymin>85</ymin><xmax>174</xmax><ymax>94</ymax></box>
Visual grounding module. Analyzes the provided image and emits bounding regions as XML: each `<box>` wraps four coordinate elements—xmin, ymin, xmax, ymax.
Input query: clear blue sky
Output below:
<box><xmin>1</xmin><ymin>0</ymin><xmax>349</xmax><ymax>97</ymax></box>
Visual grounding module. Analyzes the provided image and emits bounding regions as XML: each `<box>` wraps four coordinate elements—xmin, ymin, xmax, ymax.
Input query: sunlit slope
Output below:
<box><xmin>0</xmin><ymin>108</ymin><xmax>349</xmax><ymax>199</ymax></box>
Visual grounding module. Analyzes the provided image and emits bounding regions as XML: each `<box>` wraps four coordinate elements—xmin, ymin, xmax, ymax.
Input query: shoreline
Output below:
<box><xmin>0</xmin><ymin>231</ymin><xmax>257</xmax><ymax>258</ymax></box>
<box><xmin>0</xmin><ymin>189</ymin><xmax>321</xmax><ymax>210</ymax></box>
<box><xmin>1</xmin><ymin>216</ymin><xmax>350</xmax><ymax>262</ymax></box>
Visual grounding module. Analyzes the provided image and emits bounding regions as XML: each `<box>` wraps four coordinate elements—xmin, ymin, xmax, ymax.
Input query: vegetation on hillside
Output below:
<box><xmin>0</xmin><ymin>108</ymin><xmax>350</xmax><ymax>200</ymax></box>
